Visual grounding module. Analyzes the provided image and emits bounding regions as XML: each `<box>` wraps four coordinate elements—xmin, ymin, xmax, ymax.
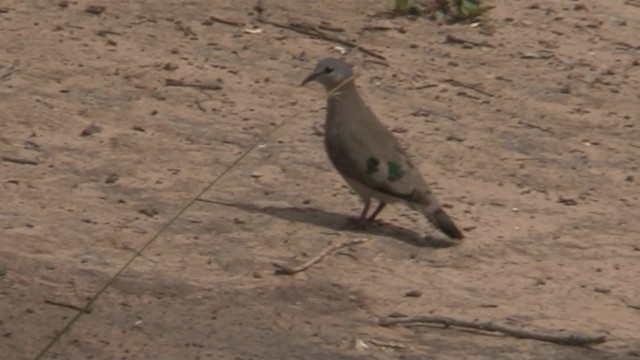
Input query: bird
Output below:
<box><xmin>300</xmin><ymin>58</ymin><xmax>464</xmax><ymax>240</ymax></box>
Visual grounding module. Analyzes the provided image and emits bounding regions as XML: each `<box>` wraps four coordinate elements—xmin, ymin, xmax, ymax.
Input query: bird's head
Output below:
<box><xmin>300</xmin><ymin>58</ymin><xmax>355</xmax><ymax>91</ymax></box>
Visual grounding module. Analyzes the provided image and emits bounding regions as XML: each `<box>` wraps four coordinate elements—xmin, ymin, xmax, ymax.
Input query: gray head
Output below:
<box><xmin>300</xmin><ymin>58</ymin><xmax>354</xmax><ymax>91</ymax></box>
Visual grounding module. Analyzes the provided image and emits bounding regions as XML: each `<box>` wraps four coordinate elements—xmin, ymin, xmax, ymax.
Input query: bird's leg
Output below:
<box><xmin>358</xmin><ymin>198</ymin><xmax>371</xmax><ymax>222</ymax></box>
<box><xmin>345</xmin><ymin>198</ymin><xmax>370</xmax><ymax>229</ymax></box>
<box><xmin>367</xmin><ymin>201</ymin><xmax>386</xmax><ymax>223</ymax></box>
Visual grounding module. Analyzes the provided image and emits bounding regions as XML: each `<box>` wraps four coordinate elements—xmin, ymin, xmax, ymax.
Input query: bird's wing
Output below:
<box><xmin>328</xmin><ymin>124</ymin><xmax>432</xmax><ymax>204</ymax></box>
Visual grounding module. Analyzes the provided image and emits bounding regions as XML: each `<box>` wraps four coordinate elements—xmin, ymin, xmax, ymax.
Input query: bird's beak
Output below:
<box><xmin>300</xmin><ymin>71</ymin><xmax>323</xmax><ymax>86</ymax></box>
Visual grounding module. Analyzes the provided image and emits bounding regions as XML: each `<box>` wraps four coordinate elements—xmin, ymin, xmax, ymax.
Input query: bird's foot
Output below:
<box><xmin>343</xmin><ymin>216</ymin><xmax>369</xmax><ymax>230</ymax></box>
<box><xmin>366</xmin><ymin>218</ymin><xmax>385</xmax><ymax>227</ymax></box>
<box><xmin>343</xmin><ymin>217</ymin><xmax>385</xmax><ymax>230</ymax></box>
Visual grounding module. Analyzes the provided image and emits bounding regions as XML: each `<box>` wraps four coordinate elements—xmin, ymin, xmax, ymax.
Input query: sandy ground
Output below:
<box><xmin>1</xmin><ymin>0</ymin><xmax>639</xmax><ymax>359</ymax></box>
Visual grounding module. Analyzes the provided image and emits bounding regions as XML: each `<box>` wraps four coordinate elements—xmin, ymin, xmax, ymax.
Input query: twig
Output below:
<box><xmin>412</xmin><ymin>83</ymin><xmax>438</xmax><ymax>90</ymax></box>
<box><xmin>318</xmin><ymin>23</ymin><xmax>345</xmax><ymax>32</ymax></box>
<box><xmin>442</xmin><ymin>78</ymin><xmax>494</xmax><ymax>97</ymax></box>
<box><xmin>445</xmin><ymin>33</ymin><xmax>493</xmax><ymax>48</ymax></box>
<box><xmin>175</xmin><ymin>22</ymin><xmax>197</xmax><ymax>37</ymax></box>
<box><xmin>258</xmin><ymin>18</ymin><xmax>388</xmax><ymax>63</ymax></box>
<box><xmin>0</xmin><ymin>60</ymin><xmax>19</xmax><ymax>81</ymax></box>
<box><xmin>518</xmin><ymin>121</ymin><xmax>553</xmax><ymax>134</ymax></box>
<box><xmin>379</xmin><ymin>315</ymin><xmax>607</xmax><ymax>346</ymax></box>
<box><xmin>207</xmin><ymin>15</ymin><xmax>244</xmax><ymax>27</ymax></box>
<box><xmin>511</xmin><ymin>157</ymin><xmax>545</xmax><ymax>161</ymax></box>
<box><xmin>165</xmin><ymin>79</ymin><xmax>222</xmax><ymax>91</ymax></box>
<box><xmin>44</xmin><ymin>299</ymin><xmax>91</xmax><ymax>314</ymax></box>
<box><xmin>96</xmin><ymin>29</ymin><xmax>122</xmax><ymax>37</ymax></box>
<box><xmin>273</xmin><ymin>238</ymin><xmax>368</xmax><ymax>275</ymax></box>
<box><xmin>368</xmin><ymin>339</ymin><xmax>408</xmax><ymax>350</ymax></box>
<box><xmin>362</xmin><ymin>25</ymin><xmax>395</xmax><ymax>31</ymax></box>
<box><xmin>194</xmin><ymin>99</ymin><xmax>206</xmax><ymax>113</ymax></box>
<box><xmin>624</xmin><ymin>0</ymin><xmax>640</xmax><ymax>7</ymax></box>
<box><xmin>1</xmin><ymin>156</ymin><xmax>38</xmax><ymax>165</ymax></box>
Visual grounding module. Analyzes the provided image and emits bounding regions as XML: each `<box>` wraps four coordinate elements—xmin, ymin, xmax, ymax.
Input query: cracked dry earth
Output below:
<box><xmin>1</xmin><ymin>0</ymin><xmax>639</xmax><ymax>359</ymax></box>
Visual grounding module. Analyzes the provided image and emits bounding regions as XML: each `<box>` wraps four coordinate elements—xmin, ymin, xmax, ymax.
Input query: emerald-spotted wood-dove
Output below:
<box><xmin>301</xmin><ymin>58</ymin><xmax>463</xmax><ymax>240</ymax></box>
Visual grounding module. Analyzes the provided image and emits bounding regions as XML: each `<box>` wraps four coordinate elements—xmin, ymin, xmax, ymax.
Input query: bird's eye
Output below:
<box><xmin>324</xmin><ymin>66</ymin><xmax>334</xmax><ymax>73</ymax></box>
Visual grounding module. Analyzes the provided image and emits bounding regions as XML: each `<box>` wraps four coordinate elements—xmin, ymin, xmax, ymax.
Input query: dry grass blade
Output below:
<box><xmin>273</xmin><ymin>238</ymin><xmax>368</xmax><ymax>275</ymax></box>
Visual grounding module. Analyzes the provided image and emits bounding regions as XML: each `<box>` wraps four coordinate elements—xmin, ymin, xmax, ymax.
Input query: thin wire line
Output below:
<box><xmin>34</xmin><ymin>118</ymin><xmax>293</xmax><ymax>359</ymax></box>
<box><xmin>325</xmin><ymin>74</ymin><xmax>357</xmax><ymax>98</ymax></box>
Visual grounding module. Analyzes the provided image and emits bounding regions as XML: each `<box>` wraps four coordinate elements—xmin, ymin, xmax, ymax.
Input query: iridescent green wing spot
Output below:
<box><xmin>366</xmin><ymin>157</ymin><xmax>380</xmax><ymax>175</ymax></box>
<box><xmin>387</xmin><ymin>161</ymin><xmax>405</xmax><ymax>182</ymax></box>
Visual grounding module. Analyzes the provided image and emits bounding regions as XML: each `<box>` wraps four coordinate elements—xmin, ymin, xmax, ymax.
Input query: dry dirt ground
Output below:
<box><xmin>1</xmin><ymin>0</ymin><xmax>639</xmax><ymax>359</ymax></box>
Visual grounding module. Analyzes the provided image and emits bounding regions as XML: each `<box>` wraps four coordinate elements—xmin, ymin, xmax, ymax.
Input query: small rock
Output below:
<box><xmin>387</xmin><ymin>312</ymin><xmax>407</xmax><ymax>318</ymax></box>
<box><xmin>446</xmin><ymin>135</ymin><xmax>465</xmax><ymax>142</ymax></box>
<box><xmin>80</xmin><ymin>124</ymin><xmax>102</xmax><ymax>137</ymax></box>
<box><xmin>85</xmin><ymin>5</ymin><xmax>106</xmax><ymax>15</ymax></box>
<box><xmin>24</xmin><ymin>141</ymin><xmax>41</xmax><ymax>151</ymax></box>
<box><xmin>391</xmin><ymin>126</ymin><xmax>408</xmax><ymax>134</ymax></box>
<box><xmin>594</xmin><ymin>287</ymin><xmax>611</xmax><ymax>294</ymax></box>
<box><xmin>574</xmin><ymin>3</ymin><xmax>588</xmax><ymax>11</ymax></box>
<box><xmin>162</xmin><ymin>62</ymin><xmax>179</xmax><ymax>71</ymax></box>
<box><xmin>557</xmin><ymin>196</ymin><xmax>577</xmax><ymax>206</ymax></box>
<box><xmin>104</xmin><ymin>173</ymin><xmax>119</xmax><ymax>184</ymax></box>
<box><xmin>139</xmin><ymin>208</ymin><xmax>159</xmax><ymax>217</ymax></box>
<box><xmin>480</xmin><ymin>303</ymin><xmax>498</xmax><ymax>308</ymax></box>
<box><xmin>404</xmin><ymin>290</ymin><xmax>422</xmax><ymax>298</ymax></box>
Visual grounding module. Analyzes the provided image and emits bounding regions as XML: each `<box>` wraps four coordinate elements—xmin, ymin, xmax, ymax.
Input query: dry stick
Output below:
<box><xmin>368</xmin><ymin>339</ymin><xmax>408</xmax><ymax>350</ymax></box>
<box><xmin>442</xmin><ymin>78</ymin><xmax>494</xmax><ymax>97</ymax></box>
<box><xmin>208</xmin><ymin>15</ymin><xmax>244</xmax><ymax>27</ymax></box>
<box><xmin>205</xmin><ymin>13</ymin><xmax>386</xmax><ymax>62</ymax></box>
<box><xmin>624</xmin><ymin>0</ymin><xmax>640</xmax><ymax>8</ymax></box>
<box><xmin>379</xmin><ymin>315</ymin><xmax>607</xmax><ymax>347</ymax></box>
<box><xmin>445</xmin><ymin>33</ymin><xmax>493</xmax><ymax>48</ymax></box>
<box><xmin>258</xmin><ymin>18</ymin><xmax>388</xmax><ymax>63</ymax></box>
<box><xmin>0</xmin><ymin>60</ymin><xmax>19</xmax><ymax>81</ymax></box>
<box><xmin>273</xmin><ymin>238</ymin><xmax>368</xmax><ymax>275</ymax></box>
<box><xmin>412</xmin><ymin>83</ymin><xmax>439</xmax><ymax>90</ymax></box>
<box><xmin>1</xmin><ymin>156</ymin><xmax>38</xmax><ymax>165</ymax></box>
<box><xmin>175</xmin><ymin>22</ymin><xmax>196</xmax><ymax>37</ymax></box>
<box><xmin>165</xmin><ymin>79</ymin><xmax>222</xmax><ymax>91</ymax></box>
<box><xmin>318</xmin><ymin>24</ymin><xmax>345</xmax><ymax>33</ymax></box>
<box><xmin>44</xmin><ymin>299</ymin><xmax>91</xmax><ymax>314</ymax></box>
<box><xmin>194</xmin><ymin>99</ymin><xmax>206</xmax><ymax>113</ymax></box>
<box><xmin>518</xmin><ymin>121</ymin><xmax>553</xmax><ymax>134</ymax></box>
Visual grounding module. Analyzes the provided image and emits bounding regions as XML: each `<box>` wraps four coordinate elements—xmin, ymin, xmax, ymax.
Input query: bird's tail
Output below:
<box><xmin>412</xmin><ymin>201</ymin><xmax>464</xmax><ymax>240</ymax></box>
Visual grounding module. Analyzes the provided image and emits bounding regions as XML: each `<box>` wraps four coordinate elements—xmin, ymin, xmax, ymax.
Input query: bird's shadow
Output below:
<box><xmin>202</xmin><ymin>200</ymin><xmax>455</xmax><ymax>248</ymax></box>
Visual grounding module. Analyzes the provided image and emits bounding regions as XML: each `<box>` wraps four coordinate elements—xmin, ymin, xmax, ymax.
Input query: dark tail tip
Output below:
<box><xmin>431</xmin><ymin>208</ymin><xmax>464</xmax><ymax>240</ymax></box>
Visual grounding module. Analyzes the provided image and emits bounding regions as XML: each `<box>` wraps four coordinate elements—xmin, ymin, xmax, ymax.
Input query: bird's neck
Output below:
<box><xmin>326</xmin><ymin>82</ymin><xmax>363</xmax><ymax>108</ymax></box>
<box><xmin>325</xmin><ymin>82</ymin><xmax>366</xmax><ymax>128</ymax></box>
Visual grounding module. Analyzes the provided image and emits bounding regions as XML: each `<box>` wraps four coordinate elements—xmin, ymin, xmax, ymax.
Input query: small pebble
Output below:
<box><xmin>404</xmin><ymin>290</ymin><xmax>422</xmax><ymax>298</ymax></box>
